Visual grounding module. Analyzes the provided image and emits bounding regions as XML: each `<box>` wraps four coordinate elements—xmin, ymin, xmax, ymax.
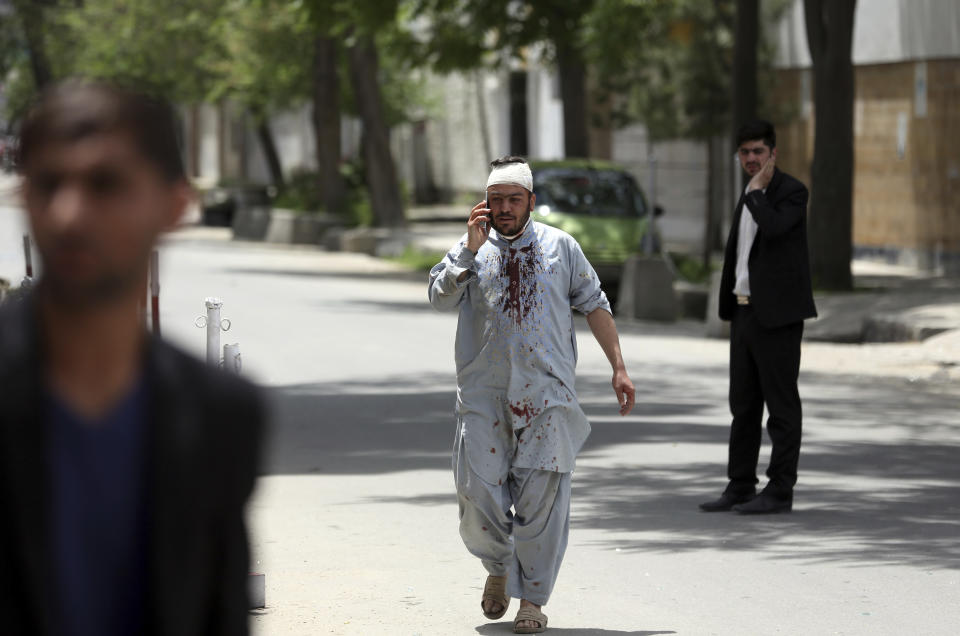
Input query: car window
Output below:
<box><xmin>533</xmin><ymin>169</ymin><xmax>646</xmax><ymax>218</ymax></box>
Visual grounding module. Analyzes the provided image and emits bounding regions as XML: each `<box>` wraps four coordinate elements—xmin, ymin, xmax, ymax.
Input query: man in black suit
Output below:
<box><xmin>0</xmin><ymin>80</ymin><xmax>264</xmax><ymax>635</ymax></box>
<box><xmin>700</xmin><ymin>120</ymin><xmax>817</xmax><ymax>515</ymax></box>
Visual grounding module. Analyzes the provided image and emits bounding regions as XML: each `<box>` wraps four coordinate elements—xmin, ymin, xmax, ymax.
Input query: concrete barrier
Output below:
<box><xmin>339</xmin><ymin>227</ymin><xmax>401</xmax><ymax>256</ymax></box>
<box><xmin>323</xmin><ymin>227</ymin><xmax>347</xmax><ymax>251</ymax></box>
<box><xmin>232</xmin><ymin>206</ymin><xmax>272</xmax><ymax>241</ymax></box>
<box><xmin>248</xmin><ymin>572</ymin><xmax>265</xmax><ymax>609</ymax></box>
<box><xmin>675</xmin><ymin>280</ymin><xmax>709</xmax><ymax>320</ymax></box>
<box><xmin>704</xmin><ymin>269</ymin><xmax>730</xmax><ymax>339</ymax></box>
<box><xmin>234</xmin><ymin>207</ymin><xmax>343</xmax><ymax>246</ymax></box>
<box><xmin>616</xmin><ymin>255</ymin><xmax>677</xmax><ymax>322</ymax></box>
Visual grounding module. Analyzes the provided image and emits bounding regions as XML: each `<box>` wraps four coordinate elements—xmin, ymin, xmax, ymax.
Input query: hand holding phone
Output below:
<box><xmin>466</xmin><ymin>200</ymin><xmax>491</xmax><ymax>253</ymax></box>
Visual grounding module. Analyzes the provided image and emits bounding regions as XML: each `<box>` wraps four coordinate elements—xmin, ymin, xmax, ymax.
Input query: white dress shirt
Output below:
<box><xmin>733</xmin><ymin>186</ymin><xmax>763</xmax><ymax>297</ymax></box>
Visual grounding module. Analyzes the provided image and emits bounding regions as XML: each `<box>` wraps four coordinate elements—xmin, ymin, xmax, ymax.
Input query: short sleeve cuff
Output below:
<box><xmin>574</xmin><ymin>291</ymin><xmax>612</xmax><ymax>316</ymax></box>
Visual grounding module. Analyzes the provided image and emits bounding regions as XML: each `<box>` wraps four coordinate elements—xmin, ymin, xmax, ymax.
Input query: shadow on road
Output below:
<box><xmin>263</xmin><ymin>365</ymin><xmax>960</xmax><ymax>570</ymax></box>
<box><xmin>476</xmin><ymin>625</ymin><xmax>675</xmax><ymax>636</ymax></box>
<box><xmin>571</xmin><ymin>371</ymin><xmax>960</xmax><ymax>571</ymax></box>
<box><xmin>262</xmin><ymin>365</ymin><xmax>718</xmax><ymax>476</ymax></box>
<box><xmin>222</xmin><ymin>265</ymin><xmax>423</xmax><ymax>283</ymax></box>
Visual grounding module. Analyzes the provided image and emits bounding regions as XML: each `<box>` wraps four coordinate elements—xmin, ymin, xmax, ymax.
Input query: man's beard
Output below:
<box><xmin>42</xmin><ymin>265</ymin><xmax>147</xmax><ymax>311</ymax></box>
<box><xmin>491</xmin><ymin>209</ymin><xmax>531</xmax><ymax>237</ymax></box>
<box><xmin>39</xmin><ymin>235</ymin><xmax>151</xmax><ymax>310</ymax></box>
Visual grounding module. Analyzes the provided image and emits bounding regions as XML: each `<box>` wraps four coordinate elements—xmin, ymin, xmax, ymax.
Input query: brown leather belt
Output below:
<box><xmin>736</xmin><ymin>295</ymin><xmax>751</xmax><ymax>306</ymax></box>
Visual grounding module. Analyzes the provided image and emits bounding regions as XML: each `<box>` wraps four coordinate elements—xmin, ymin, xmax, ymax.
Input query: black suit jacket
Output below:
<box><xmin>718</xmin><ymin>168</ymin><xmax>818</xmax><ymax>328</ymax></box>
<box><xmin>0</xmin><ymin>295</ymin><xmax>265</xmax><ymax>636</ymax></box>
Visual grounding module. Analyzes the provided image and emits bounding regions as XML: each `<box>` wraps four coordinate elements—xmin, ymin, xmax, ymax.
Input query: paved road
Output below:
<box><xmin>2</xmin><ymin>209</ymin><xmax>958</xmax><ymax>635</ymax></box>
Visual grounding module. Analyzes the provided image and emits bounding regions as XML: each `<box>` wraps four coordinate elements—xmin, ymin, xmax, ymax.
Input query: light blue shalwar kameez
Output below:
<box><xmin>428</xmin><ymin>220</ymin><xmax>610</xmax><ymax>605</ymax></box>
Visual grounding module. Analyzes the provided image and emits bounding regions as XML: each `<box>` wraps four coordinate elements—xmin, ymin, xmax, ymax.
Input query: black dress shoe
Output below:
<box><xmin>699</xmin><ymin>492</ymin><xmax>756</xmax><ymax>512</ymax></box>
<box><xmin>733</xmin><ymin>492</ymin><xmax>792</xmax><ymax>514</ymax></box>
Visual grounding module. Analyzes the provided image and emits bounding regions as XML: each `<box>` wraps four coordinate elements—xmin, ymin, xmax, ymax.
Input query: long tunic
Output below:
<box><xmin>428</xmin><ymin>221</ymin><xmax>611</xmax><ymax>484</ymax></box>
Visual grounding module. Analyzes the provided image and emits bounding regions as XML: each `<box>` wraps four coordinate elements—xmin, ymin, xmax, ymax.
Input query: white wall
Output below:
<box><xmin>612</xmin><ymin>124</ymin><xmax>709</xmax><ymax>250</ymax></box>
<box><xmin>527</xmin><ymin>67</ymin><xmax>565</xmax><ymax>159</ymax></box>
<box><xmin>775</xmin><ymin>0</ymin><xmax>960</xmax><ymax>69</ymax></box>
<box><xmin>198</xmin><ymin>103</ymin><xmax>220</xmax><ymax>183</ymax></box>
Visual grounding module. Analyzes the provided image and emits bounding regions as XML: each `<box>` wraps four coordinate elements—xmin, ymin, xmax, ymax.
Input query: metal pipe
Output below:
<box><xmin>647</xmin><ymin>148</ymin><xmax>658</xmax><ymax>215</ymax></box>
<box><xmin>150</xmin><ymin>250</ymin><xmax>161</xmax><ymax>336</ymax></box>
<box><xmin>22</xmin><ymin>234</ymin><xmax>33</xmax><ymax>282</ymax></box>
<box><xmin>204</xmin><ymin>297</ymin><xmax>223</xmax><ymax>366</ymax></box>
<box><xmin>223</xmin><ymin>343</ymin><xmax>241</xmax><ymax>374</ymax></box>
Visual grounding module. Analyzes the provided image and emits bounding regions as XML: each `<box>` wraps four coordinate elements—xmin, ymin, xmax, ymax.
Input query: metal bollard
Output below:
<box><xmin>195</xmin><ymin>297</ymin><xmax>231</xmax><ymax>367</ymax></box>
<box><xmin>23</xmin><ymin>234</ymin><xmax>32</xmax><ymax>278</ymax></box>
<box><xmin>22</xmin><ymin>235</ymin><xmax>34</xmax><ymax>288</ymax></box>
<box><xmin>150</xmin><ymin>250</ymin><xmax>161</xmax><ymax>335</ymax></box>
<box><xmin>222</xmin><ymin>343</ymin><xmax>242</xmax><ymax>374</ymax></box>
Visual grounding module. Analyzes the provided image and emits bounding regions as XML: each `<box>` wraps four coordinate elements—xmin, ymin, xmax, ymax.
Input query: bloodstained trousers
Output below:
<box><xmin>455</xmin><ymin>446</ymin><xmax>571</xmax><ymax>606</ymax></box>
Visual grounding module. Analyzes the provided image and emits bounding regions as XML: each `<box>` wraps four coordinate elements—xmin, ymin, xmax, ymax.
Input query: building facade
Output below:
<box><xmin>772</xmin><ymin>0</ymin><xmax>960</xmax><ymax>274</ymax></box>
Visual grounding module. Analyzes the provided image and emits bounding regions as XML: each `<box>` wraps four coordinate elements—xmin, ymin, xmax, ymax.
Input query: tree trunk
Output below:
<box><xmin>731</xmin><ymin>0</ymin><xmax>759</xmax><ymax>199</ymax></box>
<box><xmin>475</xmin><ymin>72</ymin><xmax>493</xmax><ymax>164</ymax></box>
<box><xmin>255</xmin><ymin>115</ymin><xmax>284</xmax><ymax>189</ymax></box>
<box><xmin>346</xmin><ymin>35</ymin><xmax>405</xmax><ymax>228</ymax></box>
<box><xmin>703</xmin><ymin>135</ymin><xmax>728</xmax><ymax>269</ymax></box>
<box><xmin>12</xmin><ymin>0</ymin><xmax>53</xmax><ymax>89</ymax></box>
<box><xmin>313</xmin><ymin>35</ymin><xmax>345</xmax><ymax>215</ymax></box>
<box><xmin>804</xmin><ymin>0</ymin><xmax>856</xmax><ymax>290</ymax></box>
<box><xmin>731</xmin><ymin>0</ymin><xmax>759</xmax><ymax>135</ymax></box>
<box><xmin>556</xmin><ymin>42</ymin><xmax>590</xmax><ymax>159</ymax></box>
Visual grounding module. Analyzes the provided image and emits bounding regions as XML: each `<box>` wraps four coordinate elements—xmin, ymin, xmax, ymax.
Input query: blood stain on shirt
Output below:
<box><xmin>500</xmin><ymin>244</ymin><xmax>546</xmax><ymax>327</ymax></box>
<box><xmin>509</xmin><ymin>400</ymin><xmax>542</xmax><ymax>423</ymax></box>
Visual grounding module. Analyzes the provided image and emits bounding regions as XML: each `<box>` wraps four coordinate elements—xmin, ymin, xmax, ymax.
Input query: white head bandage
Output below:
<box><xmin>486</xmin><ymin>162</ymin><xmax>533</xmax><ymax>193</ymax></box>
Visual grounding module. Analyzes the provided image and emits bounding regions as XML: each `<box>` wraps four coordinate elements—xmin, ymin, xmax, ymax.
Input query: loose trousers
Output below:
<box><xmin>455</xmin><ymin>446</ymin><xmax>571</xmax><ymax>606</ymax></box>
<box><xmin>726</xmin><ymin>304</ymin><xmax>804</xmax><ymax>497</ymax></box>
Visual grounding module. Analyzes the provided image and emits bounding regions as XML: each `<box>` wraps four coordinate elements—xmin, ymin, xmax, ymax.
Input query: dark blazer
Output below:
<box><xmin>718</xmin><ymin>167</ymin><xmax>818</xmax><ymax>328</ymax></box>
<box><xmin>0</xmin><ymin>295</ymin><xmax>265</xmax><ymax>636</ymax></box>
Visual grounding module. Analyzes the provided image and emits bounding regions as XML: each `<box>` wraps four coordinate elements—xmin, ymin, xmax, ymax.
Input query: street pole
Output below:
<box><xmin>150</xmin><ymin>249</ymin><xmax>161</xmax><ymax>336</ymax></box>
<box><xmin>204</xmin><ymin>297</ymin><xmax>223</xmax><ymax>366</ymax></box>
<box><xmin>22</xmin><ymin>234</ymin><xmax>33</xmax><ymax>287</ymax></box>
<box><xmin>223</xmin><ymin>343</ymin><xmax>242</xmax><ymax>374</ymax></box>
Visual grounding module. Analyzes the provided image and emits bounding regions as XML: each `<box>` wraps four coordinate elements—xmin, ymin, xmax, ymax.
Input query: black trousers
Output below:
<box><xmin>725</xmin><ymin>305</ymin><xmax>804</xmax><ymax>498</ymax></box>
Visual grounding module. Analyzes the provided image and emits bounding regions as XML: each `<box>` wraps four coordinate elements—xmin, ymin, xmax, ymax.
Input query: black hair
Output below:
<box><xmin>489</xmin><ymin>155</ymin><xmax>528</xmax><ymax>169</ymax></box>
<box><xmin>17</xmin><ymin>79</ymin><xmax>186</xmax><ymax>182</ymax></box>
<box><xmin>735</xmin><ymin>119</ymin><xmax>776</xmax><ymax>150</ymax></box>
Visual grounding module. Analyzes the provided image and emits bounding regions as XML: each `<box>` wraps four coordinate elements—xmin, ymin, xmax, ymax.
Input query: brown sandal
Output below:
<box><xmin>481</xmin><ymin>574</ymin><xmax>509</xmax><ymax>620</ymax></box>
<box><xmin>513</xmin><ymin>605</ymin><xmax>548</xmax><ymax>633</ymax></box>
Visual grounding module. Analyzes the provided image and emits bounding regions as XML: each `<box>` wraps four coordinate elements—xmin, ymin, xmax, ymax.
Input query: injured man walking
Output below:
<box><xmin>429</xmin><ymin>156</ymin><xmax>636</xmax><ymax>633</ymax></box>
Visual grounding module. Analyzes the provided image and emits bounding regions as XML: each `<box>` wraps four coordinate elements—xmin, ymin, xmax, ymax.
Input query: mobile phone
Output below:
<box><xmin>481</xmin><ymin>197</ymin><xmax>489</xmax><ymax>230</ymax></box>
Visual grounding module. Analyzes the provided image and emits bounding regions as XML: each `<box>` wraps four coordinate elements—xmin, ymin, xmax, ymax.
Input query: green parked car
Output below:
<box><xmin>529</xmin><ymin>159</ymin><xmax>664</xmax><ymax>289</ymax></box>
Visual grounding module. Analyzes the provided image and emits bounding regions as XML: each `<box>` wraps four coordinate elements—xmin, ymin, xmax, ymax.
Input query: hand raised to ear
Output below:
<box><xmin>465</xmin><ymin>201</ymin><xmax>490</xmax><ymax>254</ymax></box>
<box><xmin>749</xmin><ymin>150</ymin><xmax>776</xmax><ymax>192</ymax></box>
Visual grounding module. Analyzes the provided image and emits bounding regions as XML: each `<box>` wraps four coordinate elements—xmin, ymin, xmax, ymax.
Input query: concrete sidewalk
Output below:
<box><xmin>807</xmin><ymin>261</ymin><xmax>960</xmax><ymax>345</ymax></box>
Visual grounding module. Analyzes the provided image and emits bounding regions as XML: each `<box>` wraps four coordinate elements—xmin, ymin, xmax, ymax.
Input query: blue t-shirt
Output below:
<box><xmin>46</xmin><ymin>379</ymin><xmax>150</xmax><ymax>636</ymax></box>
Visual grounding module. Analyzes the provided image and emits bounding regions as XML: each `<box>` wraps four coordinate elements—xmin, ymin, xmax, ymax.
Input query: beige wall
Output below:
<box><xmin>773</xmin><ymin>59</ymin><xmax>960</xmax><ymax>269</ymax></box>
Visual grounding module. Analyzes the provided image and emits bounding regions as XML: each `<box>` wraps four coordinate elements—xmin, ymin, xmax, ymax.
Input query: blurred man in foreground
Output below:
<box><xmin>0</xmin><ymin>80</ymin><xmax>264</xmax><ymax>636</ymax></box>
